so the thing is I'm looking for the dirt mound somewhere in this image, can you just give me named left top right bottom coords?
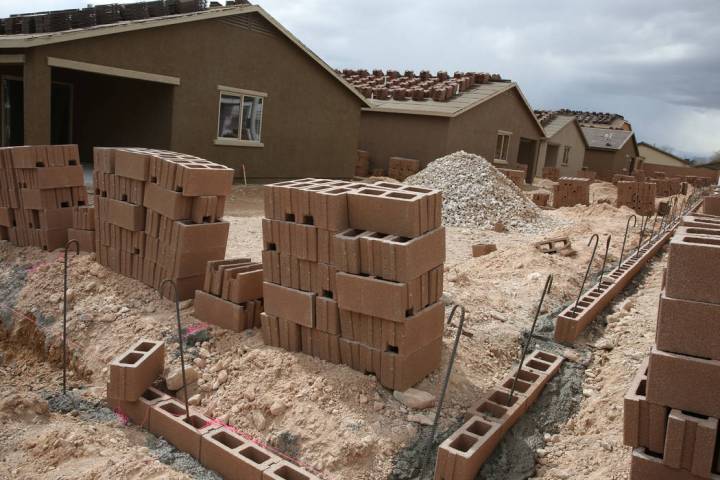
left=405, top=151, right=561, bottom=232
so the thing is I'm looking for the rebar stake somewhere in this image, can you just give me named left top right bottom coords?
left=423, top=304, right=466, bottom=475
left=508, top=275, right=553, bottom=404
left=63, top=239, right=80, bottom=395
left=619, top=215, right=637, bottom=266
left=572, top=233, right=599, bottom=315
left=159, top=279, right=191, bottom=422
left=596, top=235, right=612, bottom=292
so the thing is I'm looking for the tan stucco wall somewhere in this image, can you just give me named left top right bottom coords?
left=638, top=144, right=688, bottom=167
left=358, top=112, right=449, bottom=172
left=359, top=86, right=543, bottom=172
left=584, top=138, right=638, bottom=181
left=20, top=12, right=363, bottom=179
left=537, top=121, right=586, bottom=177
left=445, top=88, right=543, bottom=170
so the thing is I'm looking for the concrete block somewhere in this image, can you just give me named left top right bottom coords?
left=647, top=347, right=720, bottom=418
left=665, top=233, right=720, bottom=304
left=148, top=398, right=214, bottom=458
left=108, top=339, right=165, bottom=402
left=262, top=460, right=321, bottom=480
left=663, top=409, right=718, bottom=477
left=193, top=290, right=248, bottom=332
left=107, top=385, right=170, bottom=428
left=263, top=282, right=316, bottom=328
left=623, top=359, right=669, bottom=453
left=656, top=290, right=720, bottom=361
left=630, top=447, right=720, bottom=480
left=434, top=417, right=502, bottom=480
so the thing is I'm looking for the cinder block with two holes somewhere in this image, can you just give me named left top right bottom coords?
left=148, top=398, right=215, bottom=458
left=200, top=428, right=281, bottom=480
left=108, top=339, right=165, bottom=402
left=665, top=233, right=720, bottom=304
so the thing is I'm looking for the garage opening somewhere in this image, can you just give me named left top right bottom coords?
left=51, top=66, right=175, bottom=165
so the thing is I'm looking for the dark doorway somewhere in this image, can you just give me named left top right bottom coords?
left=1, top=76, right=23, bottom=146
left=517, top=138, right=537, bottom=183
left=51, top=82, right=73, bottom=144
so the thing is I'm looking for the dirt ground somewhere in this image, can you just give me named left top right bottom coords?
left=0, top=179, right=686, bottom=480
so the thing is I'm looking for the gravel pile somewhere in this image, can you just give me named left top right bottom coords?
left=405, top=151, right=556, bottom=231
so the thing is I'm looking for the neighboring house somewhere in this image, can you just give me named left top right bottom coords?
left=581, top=127, right=640, bottom=181
left=638, top=142, right=689, bottom=168
left=534, top=112, right=587, bottom=177
left=343, top=70, right=546, bottom=183
left=0, top=3, right=369, bottom=179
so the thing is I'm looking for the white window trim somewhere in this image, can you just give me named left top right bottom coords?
left=215, top=86, right=267, bottom=147
left=217, top=85, right=268, bottom=98
left=214, top=137, right=264, bottom=148
left=495, top=131, right=512, bottom=163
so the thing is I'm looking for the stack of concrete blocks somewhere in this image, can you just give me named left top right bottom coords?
left=388, top=156, right=421, bottom=181
left=260, top=179, right=445, bottom=391
left=624, top=218, right=720, bottom=478
left=650, top=177, right=673, bottom=197
left=107, top=339, right=320, bottom=480
left=92, top=148, right=234, bottom=300
left=68, top=206, right=96, bottom=252
left=355, top=149, right=370, bottom=177
left=193, top=258, right=264, bottom=332
left=542, top=166, right=560, bottom=182
left=497, top=168, right=525, bottom=187
left=616, top=181, right=657, bottom=216
left=551, top=177, right=590, bottom=207
left=0, top=145, right=87, bottom=249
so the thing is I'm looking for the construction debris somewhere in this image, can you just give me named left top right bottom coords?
left=405, top=151, right=555, bottom=232
left=472, top=242, right=497, bottom=257
left=533, top=237, right=574, bottom=256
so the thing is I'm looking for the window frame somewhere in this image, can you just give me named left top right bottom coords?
left=214, top=85, right=267, bottom=148
left=561, top=145, right=571, bottom=166
left=494, top=130, right=512, bottom=164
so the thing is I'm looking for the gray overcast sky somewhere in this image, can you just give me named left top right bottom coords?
left=3, top=0, right=719, bottom=159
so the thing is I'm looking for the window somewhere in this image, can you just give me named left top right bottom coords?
left=216, top=87, right=266, bottom=146
left=495, top=131, right=511, bottom=162
left=561, top=146, right=571, bottom=166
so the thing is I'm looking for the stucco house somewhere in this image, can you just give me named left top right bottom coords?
left=342, top=70, right=546, bottom=183
left=0, top=3, right=369, bottom=180
left=581, top=127, right=640, bottom=181
left=534, top=111, right=587, bottom=177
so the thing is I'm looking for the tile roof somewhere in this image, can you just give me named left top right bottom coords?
left=581, top=126, right=634, bottom=151
left=0, top=1, right=250, bottom=35
left=340, top=69, right=516, bottom=116
left=558, top=109, right=628, bottom=129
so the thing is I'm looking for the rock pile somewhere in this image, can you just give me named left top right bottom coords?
left=405, top=151, right=551, bottom=231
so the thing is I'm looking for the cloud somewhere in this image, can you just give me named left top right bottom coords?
left=2, top=0, right=719, bottom=157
